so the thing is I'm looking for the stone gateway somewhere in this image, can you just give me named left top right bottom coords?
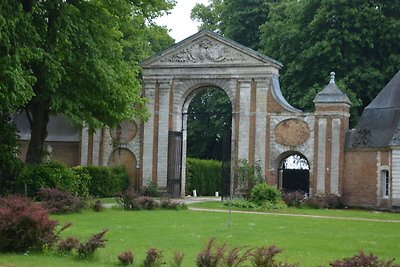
left=16, top=31, right=400, bottom=209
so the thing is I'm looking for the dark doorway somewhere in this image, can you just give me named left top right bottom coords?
left=279, top=154, right=310, bottom=194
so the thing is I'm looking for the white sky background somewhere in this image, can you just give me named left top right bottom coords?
left=155, top=0, right=210, bottom=43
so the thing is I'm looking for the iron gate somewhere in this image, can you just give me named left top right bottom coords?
left=220, top=124, right=232, bottom=198
left=167, top=131, right=183, bottom=198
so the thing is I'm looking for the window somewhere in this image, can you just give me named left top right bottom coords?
left=381, top=170, right=390, bottom=198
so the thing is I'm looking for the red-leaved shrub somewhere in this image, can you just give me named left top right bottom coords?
left=118, top=250, right=134, bottom=265
left=0, top=195, right=58, bottom=252
left=143, top=247, right=165, bottom=267
left=330, top=251, right=399, bottom=267
left=77, top=229, right=108, bottom=258
left=38, top=188, right=85, bottom=214
left=57, top=236, right=80, bottom=252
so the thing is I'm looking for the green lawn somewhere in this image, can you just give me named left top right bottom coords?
left=0, top=208, right=399, bottom=266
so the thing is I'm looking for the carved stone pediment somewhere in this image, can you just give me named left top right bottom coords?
left=141, top=30, right=282, bottom=68
left=160, top=38, right=246, bottom=64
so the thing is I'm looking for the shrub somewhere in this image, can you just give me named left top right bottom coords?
left=258, top=201, right=287, bottom=211
left=160, top=198, right=187, bottom=210
left=84, top=166, right=129, bottom=197
left=18, top=161, right=79, bottom=197
left=224, top=199, right=260, bottom=209
left=116, top=187, right=141, bottom=210
left=77, top=229, right=108, bottom=258
left=38, top=188, right=85, bottom=214
left=329, top=251, right=399, bottom=267
left=57, top=236, right=79, bottom=253
left=195, top=238, right=226, bottom=267
left=282, top=191, right=306, bottom=207
left=224, top=247, right=253, bottom=267
left=142, top=181, right=159, bottom=197
left=143, top=248, right=165, bottom=267
left=118, top=250, right=134, bottom=265
left=71, top=166, right=91, bottom=198
left=171, top=251, right=185, bottom=267
left=93, top=200, right=104, bottom=212
left=250, top=245, right=298, bottom=267
left=306, top=193, right=343, bottom=209
left=235, top=159, right=264, bottom=198
left=137, top=196, right=159, bottom=210
left=186, top=158, right=222, bottom=196
left=0, top=195, right=57, bottom=252
left=250, top=183, right=281, bottom=205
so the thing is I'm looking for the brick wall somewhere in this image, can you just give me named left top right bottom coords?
left=19, top=141, right=80, bottom=166
left=343, top=151, right=378, bottom=207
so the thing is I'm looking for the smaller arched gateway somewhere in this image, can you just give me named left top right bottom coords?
left=278, top=153, right=310, bottom=194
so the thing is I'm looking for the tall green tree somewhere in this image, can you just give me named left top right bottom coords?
left=191, top=0, right=277, bottom=50
left=260, top=0, right=400, bottom=119
left=187, top=88, right=232, bottom=160
left=1, top=0, right=174, bottom=164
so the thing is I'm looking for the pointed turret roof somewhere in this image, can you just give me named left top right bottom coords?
left=346, top=70, right=400, bottom=149
left=313, top=72, right=351, bottom=104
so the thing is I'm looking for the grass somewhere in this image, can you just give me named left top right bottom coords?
left=0, top=207, right=400, bottom=267
left=189, top=200, right=400, bottom=220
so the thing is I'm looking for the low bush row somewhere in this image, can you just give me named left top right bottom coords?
left=14, top=161, right=128, bottom=198
left=116, top=187, right=187, bottom=211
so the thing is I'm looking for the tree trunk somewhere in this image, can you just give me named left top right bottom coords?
left=25, top=103, right=50, bottom=164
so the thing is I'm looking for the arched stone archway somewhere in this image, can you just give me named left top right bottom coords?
left=108, top=148, right=139, bottom=189
left=278, top=153, right=310, bottom=194
left=138, top=30, right=349, bottom=198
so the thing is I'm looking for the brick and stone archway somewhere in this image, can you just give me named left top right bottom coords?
left=136, top=31, right=349, bottom=197
left=108, top=148, right=139, bottom=189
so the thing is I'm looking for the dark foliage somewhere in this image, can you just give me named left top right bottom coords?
left=77, top=229, right=108, bottom=258
left=306, top=193, right=343, bottom=209
left=57, top=236, right=79, bottom=252
left=282, top=191, right=306, bottom=207
left=116, top=187, right=141, bottom=210
left=196, top=238, right=226, bottom=267
left=329, top=251, right=399, bottom=267
left=143, top=247, right=165, bottom=267
left=0, top=120, right=23, bottom=195
left=160, top=198, right=187, bottom=210
left=0, top=195, right=57, bottom=252
left=137, top=196, right=159, bottom=210
left=118, top=250, right=134, bottom=265
left=92, top=200, right=104, bottom=212
left=224, top=246, right=253, bottom=267
left=142, top=181, right=159, bottom=197
left=250, top=245, right=298, bottom=267
left=38, top=188, right=85, bottom=214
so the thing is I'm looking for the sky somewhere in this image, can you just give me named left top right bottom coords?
left=155, top=0, right=209, bottom=43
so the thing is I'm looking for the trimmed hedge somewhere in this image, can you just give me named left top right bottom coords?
left=186, top=158, right=221, bottom=196
left=85, top=165, right=129, bottom=197
left=18, top=161, right=79, bottom=197
left=16, top=161, right=128, bottom=198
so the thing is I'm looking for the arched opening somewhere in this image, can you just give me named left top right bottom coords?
left=108, top=148, right=138, bottom=190
left=278, top=153, right=310, bottom=194
left=183, top=86, right=232, bottom=197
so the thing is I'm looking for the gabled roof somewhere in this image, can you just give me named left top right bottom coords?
left=313, top=72, right=351, bottom=105
left=346, top=70, right=400, bottom=149
left=140, top=30, right=283, bottom=68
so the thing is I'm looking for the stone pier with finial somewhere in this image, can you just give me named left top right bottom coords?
left=313, top=72, right=351, bottom=194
